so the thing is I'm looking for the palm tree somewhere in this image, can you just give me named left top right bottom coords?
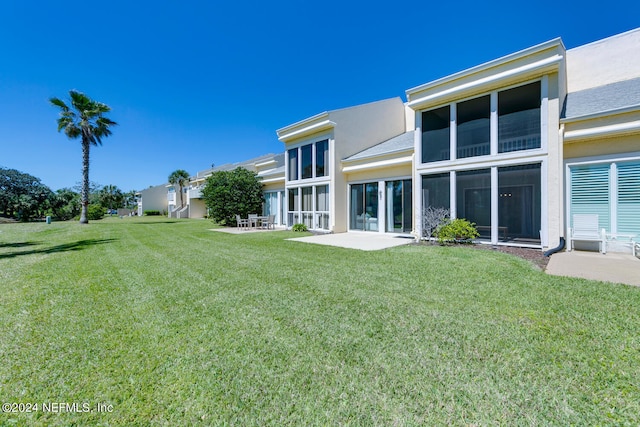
left=50, top=91, right=117, bottom=224
left=168, top=169, right=190, bottom=209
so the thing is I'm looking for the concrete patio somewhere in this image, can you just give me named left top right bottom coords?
left=287, top=232, right=415, bottom=251
left=546, top=250, right=640, bottom=286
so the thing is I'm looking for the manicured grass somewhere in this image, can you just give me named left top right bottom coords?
left=1, top=217, right=639, bottom=425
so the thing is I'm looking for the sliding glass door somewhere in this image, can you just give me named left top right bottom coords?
left=350, top=183, right=379, bottom=231
left=386, top=179, right=412, bottom=233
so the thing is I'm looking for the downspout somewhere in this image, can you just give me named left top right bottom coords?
left=544, top=237, right=565, bottom=257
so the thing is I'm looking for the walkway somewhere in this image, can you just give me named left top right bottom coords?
left=546, top=250, right=640, bottom=286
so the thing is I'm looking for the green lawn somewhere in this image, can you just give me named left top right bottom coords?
left=1, top=217, right=639, bottom=426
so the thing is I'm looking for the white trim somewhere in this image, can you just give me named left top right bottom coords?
left=407, top=55, right=563, bottom=110
left=540, top=160, right=548, bottom=246
left=406, top=38, right=563, bottom=97
left=260, top=176, right=286, bottom=185
left=541, top=75, right=549, bottom=153
left=611, top=162, right=618, bottom=233
left=561, top=104, right=640, bottom=123
left=450, top=171, right=457, bottom=220
left=564, top=151, right=640, bottom=166
left=563, top=120, right=640, bottom=142
left=450, top=103, right=457, bottom=161
left=491, top=167, right=499, bottom=244
left=416, top=152, right=547, bottom=174
left=278, top=119, right=335, bottom=142
left=490, top=92, right=498, bottom=156
left=341, top=156, right=413, bottom=173
left=341, top=148, right=414, bottom=164
left=255, top=159, right=277, bottom=168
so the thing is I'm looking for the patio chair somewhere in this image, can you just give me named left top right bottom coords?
left=235, top=214, right=249, bottom=230
left=262, top=214, right=275, bottom=230
left=248, top=213, right=258, bottom=228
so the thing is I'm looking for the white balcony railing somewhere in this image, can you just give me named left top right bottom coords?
left=167, top=192, right=176, bottom=203
left=188, top=187, right=203, bottom=199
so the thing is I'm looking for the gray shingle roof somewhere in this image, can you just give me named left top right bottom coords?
left=562, top=77, right=640, bottom=119
left=343, top=131, right=415, bottom=161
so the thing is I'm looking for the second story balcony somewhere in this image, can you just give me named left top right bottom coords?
left=188, top=187, right=203, bottom=199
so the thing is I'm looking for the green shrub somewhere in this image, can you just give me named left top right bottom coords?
left=291, top=223, right=308, bottom=232
left=436, top=218, right=479, bottom=244
left=87, top=204, right=106, bottom=220
left=143, top=210, right=161, bottom=216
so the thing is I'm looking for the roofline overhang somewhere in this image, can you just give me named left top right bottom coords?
left=277, top=112, right=335, bottom=143
left=342, top=147, right=414, bottom=164
left=563, top=119, right=640, bottom=142
left=342, top=155, right=413, bottom=173
left=407, top=54, right=563, bottom=110
left=407, top=38, right=564, bottom=95
left=561, top=104, right=640, bottom=124
left=260, top=176, right=285, bottom=184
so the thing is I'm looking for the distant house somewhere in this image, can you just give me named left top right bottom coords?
left=136, top=184, right=168, bottom=216
left=167, top=153, right=286, bottom=221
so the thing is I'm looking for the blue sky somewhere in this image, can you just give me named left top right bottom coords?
left=1, top=0, right=638, bottom=192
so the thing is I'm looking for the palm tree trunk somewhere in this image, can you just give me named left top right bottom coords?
left=80, top=139, right=90, bottom=224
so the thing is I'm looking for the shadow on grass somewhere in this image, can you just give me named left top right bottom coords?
left=0, top=241, right=42, bottom=249
left=0, top=238, right=116, bottom=259
left=129, top=221, right=182, bottom=225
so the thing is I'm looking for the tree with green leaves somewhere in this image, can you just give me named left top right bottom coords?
left=50, top=91, right=117, bottom=224
left=51, top=188, right=81, bottom=221
left=98, top=184, right=124, bottom=212
left=168, top=169, right=190, bottom=209
left=202, top=167, right=263, bottom=225
left=0, top=167, right=53, bottom=221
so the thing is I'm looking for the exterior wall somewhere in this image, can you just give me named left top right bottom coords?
left=564, top=133, right=640, bottom=159
left=138, top=184, right=168, bottom=216
left=331, top=99, right=406, bottom=232
left=545, top=72, right=563, bottom=249
left=566, top=28, right=640, bottom=92
left=189, top=198, right=207, bottom=218
left=344, top=163, right=412, bottom=183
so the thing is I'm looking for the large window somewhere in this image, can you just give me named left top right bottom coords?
left=422, top=164, right=542, bottom=245
left=316, top=184, right=329, bottom=230
left=288, top=148, right=298, bottom=181
left=287, top=185, right=329, bottom=230
left=287, top=139, right=329, bottom=181
left=421, top=82, right=542, bottom=164
left=301, top=145, right=313, bottom=179
left=570, top=164, right=610, bottom=232
left=422, top=106, right=450, bottom=163
left=316, top=140, right=329, bottom=177
left=288, top=188, right=299, bottom=225
left=422, top=173, right=450, bottom=211
left=457, top=95, right=490, bottom=158
left=570, top=161, right=640, bottom=237
left=499, top=81, right=541, bottom=153
left=301, top=187, right=313, bottom=227
left=457, top=169, right=491, bottom=240
left=617, top=162, right=640, bottom=235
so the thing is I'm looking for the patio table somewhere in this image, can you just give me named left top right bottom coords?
left=249, top=216, right=268, bottom=229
